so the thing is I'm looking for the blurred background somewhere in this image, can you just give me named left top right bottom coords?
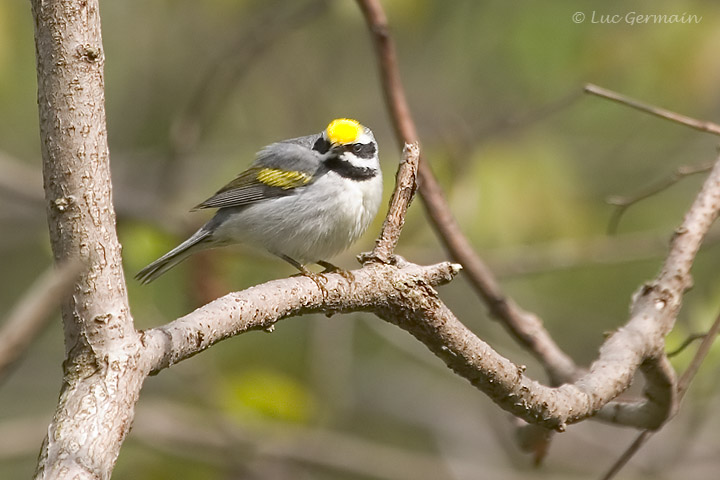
left=2, top=0, right=720, bottom=478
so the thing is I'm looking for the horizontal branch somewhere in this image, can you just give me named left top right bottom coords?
left=136, top=256, right=671, bottom=432
left=141, top=261, right=461, bottom=373
left=141, top=148, right=720, bottom=434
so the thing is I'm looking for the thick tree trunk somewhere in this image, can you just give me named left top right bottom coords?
left=30, top=1, right=144, bottom=478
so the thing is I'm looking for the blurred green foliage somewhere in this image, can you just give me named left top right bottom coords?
left=218, top=368, right=316, bottom=423
left=2, top=0, right=720, bottom=478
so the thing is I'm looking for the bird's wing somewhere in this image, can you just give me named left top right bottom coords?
left=192, top=140, right=322, bottom=210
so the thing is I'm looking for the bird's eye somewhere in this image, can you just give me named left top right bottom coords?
left=348, top=142, right=376, bottom=158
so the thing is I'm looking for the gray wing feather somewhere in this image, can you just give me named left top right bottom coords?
left=194, top=135, right=323, bottom=210
left=195, top=184, right=273, bottom=209
left=252, top=135, right=322, bottom=171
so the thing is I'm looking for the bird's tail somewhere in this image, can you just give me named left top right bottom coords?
left=135, top=229, right=212, bottom=284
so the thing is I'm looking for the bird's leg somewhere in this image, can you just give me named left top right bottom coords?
left=279, top=254, right=311, bottom=274
left=279, top=254, right=330, bottom=296
left=316, top=260, right=340, bottom=272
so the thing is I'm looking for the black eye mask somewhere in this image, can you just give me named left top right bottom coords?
left=347, top=142, right=377, bottom=159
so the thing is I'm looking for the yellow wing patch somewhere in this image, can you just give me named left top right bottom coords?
left=256, top=168, right=312, bottom=189
left=326, top=118, right=362, bottom=145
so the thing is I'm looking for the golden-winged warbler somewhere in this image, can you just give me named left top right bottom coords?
left=136, top=118, right=382, bottom=284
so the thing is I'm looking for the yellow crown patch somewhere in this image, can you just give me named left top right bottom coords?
left=326, top=118, right=362, bottom=145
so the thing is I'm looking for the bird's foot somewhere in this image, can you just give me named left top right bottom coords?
left=288, top=263, right=331, bottom=297
left=305, top=271, right=331, bottom=297
left=317, top=260, right=355, bottom=283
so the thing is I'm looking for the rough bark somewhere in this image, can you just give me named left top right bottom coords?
left=31, top=1, right=144, bottom=478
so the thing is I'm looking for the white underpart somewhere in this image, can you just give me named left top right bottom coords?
left=211, top=167, right=383, bottom=263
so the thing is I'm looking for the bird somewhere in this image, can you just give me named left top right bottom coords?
left=136, top=118, right=382, bottom=284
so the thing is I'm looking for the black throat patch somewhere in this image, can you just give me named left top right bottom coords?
left=324, top=156, right=377, bottom=181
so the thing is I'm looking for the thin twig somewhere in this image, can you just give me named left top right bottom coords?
left=676, top=311, right=720, bottom=397
left=600, top=307, right=720, bottom=480
left=354, top=0, right=418, bottom=144
left=354, top=0, right=580, bottom=385
left=367, top=142, right=420, bottom=263
left=486, top=229, right=720, bottom=278
left=599, top=430, right=652, bottom=480
left=587, top=84, right=720, bottom=234
left=0, top=260, right=82, bottom=385
left=606, top=162, right=714, bottom=234
left=666, top=333, right=707, bottom=358
left=585, top=84, right=720, bottom=136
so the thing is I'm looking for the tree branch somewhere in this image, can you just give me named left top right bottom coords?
left=594, top=355, right=676, bottom=429
left=354, top=0, right=580, bottom=386
left=584, top=84, right=720, bottom=136
left=600, top=305, right=720, bottom=480
left=141, top=143, right=720, bottom=432
left=594, top=151, right=720, bottom=431
left=140, top=261, right=587, bottom=430
left=355, top=0, right=720, bottom=437
left=607, top=160, right=714, bottom=234
left=137, top=250, right=683, bottom=432
left=366, top=142, right=420, bottom=263
left=0, top=260, right=81, bottom=386
left=142, top=261, right=461, bottom=373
